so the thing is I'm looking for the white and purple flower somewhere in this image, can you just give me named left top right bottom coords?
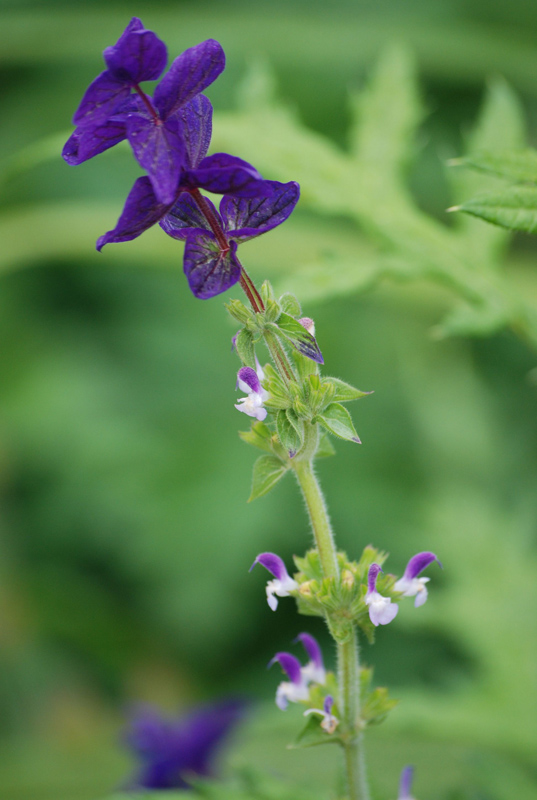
left=304, top=694, right=339, bottom=734
left=250, top=552, right=299, bottom=610
left=269, top=652, right=311, bottom=709
left=235, top=364, right=269, bottom=422
left=365, top=563, right=399, bottom=627
left=394, top=552, right=441, bottom=608
left=294, top=632, right=326, bottom=685
left=269, top=633, right=327, bottom=710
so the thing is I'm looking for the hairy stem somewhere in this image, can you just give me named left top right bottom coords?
left=293, top=455, right=369, bottom=800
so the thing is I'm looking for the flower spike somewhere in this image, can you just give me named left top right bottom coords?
left=395, top=551, right=441, bottom=608
left=365, top=563, right=399, bottom=627
left=398, top=766, right=415, bottom=800
left=249, top=552, right=299, bottom=611
left=304, top=694, right=339, bottom=734
left=268, top=652, right=309, bottom=709
left=294, top=632, right=326, bottom=685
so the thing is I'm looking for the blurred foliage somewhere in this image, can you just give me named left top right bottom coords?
left=0, top=2, right=537, bottom=800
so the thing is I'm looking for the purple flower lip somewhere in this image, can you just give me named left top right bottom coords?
left=404, top=551, right=441, bottom=580
left=365, top=563, right=399, bottom=627
left=250, top=552, right=298, bottom=610
left=268, top=652, right=302, bottom=684
left=294, top=632, right=324, bottom=670
left=249, top=552, right=287, bottom=580
left=367, top=563, right=383, bottom=594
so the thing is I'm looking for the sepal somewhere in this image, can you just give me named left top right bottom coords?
left=279, top=292, right=302, bottom=318
left=225, top=299, right=254, bottom=325
left=260, top=280, right=277, bottom=306
left=248, top=455, right=288, bottom=501
left=316, top=403, right=361, bottom=443
left=276, top=409, right=304, bottom=458
left=239, top=420, right=274, bottom=453
left=272, top=313, right=324, bottom=364
left=234, top=329, right=256, bottom=368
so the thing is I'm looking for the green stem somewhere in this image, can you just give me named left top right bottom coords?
left=263, top=328, right=296, bottom=385
left=293, top=455, right=370, bottom=800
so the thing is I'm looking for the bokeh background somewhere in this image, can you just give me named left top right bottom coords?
left=0, top=1, right=536, bottom=799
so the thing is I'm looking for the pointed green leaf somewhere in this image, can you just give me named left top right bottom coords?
left=289, top=713, right=342, bottom=749
left=248, top=455, right=288, bottom=501
left=324, top=377, right=372, bottom=403
left=316, top=431, right=336, bottom=458
left=454, top=186, right=537, bottom=233
left=316, top=403, right=361, bottom=443
left=461, top=149, right=537, bottom=185
left=276, top=409, right=303, bottom=457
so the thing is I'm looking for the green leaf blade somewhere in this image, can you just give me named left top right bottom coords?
left=248, top=455, right=288, bottom=502
left=316, top=403, right=361, bottom=443
left=455, top=186, right=537, bottom=234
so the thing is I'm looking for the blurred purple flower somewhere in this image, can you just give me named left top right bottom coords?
left=123, top=699, right=246, bottom=790
left=398, top=766, right=415, bottom=800
left=304, top=694, right=339, bottom=734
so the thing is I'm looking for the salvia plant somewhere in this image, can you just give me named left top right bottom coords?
left=63, top=18, right=444, bottom=800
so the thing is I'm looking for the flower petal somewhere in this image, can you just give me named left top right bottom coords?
left=177, top=94, right=213, bottom=169
left=294, top=633, right=324, bottom=670
left=222, top=181, right=300, bottom=241
left=183, top=234, right=241, bottom=299
left=237, top=367, right=262, bottom=395
left=96, top=177, right=172, bottom=250
left=72, top=70, right=130, bottom=128
left=183, top=153, right=272, bottom=198
left=126, top=113, right=184, bottom=204
left=160, top=191, right=216, bottom=240
left=249, top=552, right=289, bottom=581
left=268, top=652, right=302, bottom=685
left=154, top=39, right=225, bottom=120
left=104, top=25, right=167, bottom=84
left=367, top=563, right=382, bottom=594
left=62, top=119, right=127, bottom=165
left=404, top=551, right=441, bottom=580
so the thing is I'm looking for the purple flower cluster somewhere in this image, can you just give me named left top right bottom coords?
left=63, top=18, right=299, bottom=299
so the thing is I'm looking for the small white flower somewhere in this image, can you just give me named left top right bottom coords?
left=394, top=552, right=441, bottom=608
left=365, top=564, right=399, bottom=627
left=250, top=552, right=299, bottom=611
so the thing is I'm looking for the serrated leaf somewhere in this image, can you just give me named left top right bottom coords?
left=248, top=455, right=288, bottom=501
left=315, top=431, right=336, bottom=458
left=316, top=403, right=361, bottom=443
left=461, top=149, right=537, bottom=185
left=324, top=377, right=372, bottom=403
left=272, top=313, right=323, bottom=364
left=349, top=44, right=423, bottom=181
left=289, top=713, right=342, bottom=749
left=276, top=409, right=303, bottom=457
left=455, top=186, right=537, bottom=233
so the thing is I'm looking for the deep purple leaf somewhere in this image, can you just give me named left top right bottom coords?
left=177, top=94, right=213, bottom=168
left=72, top=70, right=130, bottom=128
left=183, top=153, right=273, bottom=198
left=62, top=119, right=127, bottom=164
left=104, top=26, right=167, bottom=84
left=126, top=113, right=184, bottom=204
left=96, top=176, right=173, bottom=250
left=222, top=180, right=300, bottom=240
left=154, top=39, right=225, bottom=120
left=160, top=192, right=215, bottom=240
left=183, top=233, right=241, bottom=299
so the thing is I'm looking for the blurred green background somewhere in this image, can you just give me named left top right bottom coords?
left=0, top=1, right=536, bottom=799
